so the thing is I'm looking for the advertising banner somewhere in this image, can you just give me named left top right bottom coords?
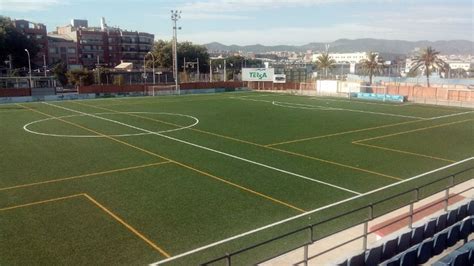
left=242, top=68, right=275, bottom=82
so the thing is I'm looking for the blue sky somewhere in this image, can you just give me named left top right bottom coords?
left=1, top=0, right=473, bottom=45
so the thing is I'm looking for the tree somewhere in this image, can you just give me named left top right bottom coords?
left=148, top=40, right=210, bottom=73
left=409, top=47, right=447, bottom=87
left=315, top=53, right=336, bottom=78
left=52, top=62, right=68, bottom=86
left=66, top=69, right=94, bottom=87
left=0, top=16, right=40, bottom=69
left=360, top=52, right=383, bottom=85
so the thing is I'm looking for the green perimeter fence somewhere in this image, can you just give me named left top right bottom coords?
left=153, top=158, right=474, bottom=266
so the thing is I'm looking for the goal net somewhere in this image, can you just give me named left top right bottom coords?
left=145, top=85, right=179, bottom=96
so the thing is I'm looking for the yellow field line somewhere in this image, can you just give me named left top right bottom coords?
left=354, top=142, right=456, bottom=163
left=18, top=103, right=304, bottom=213
left=74, top=101, right=403, bottom=182
left=82, top=193, right=171, bottom=258
left=353, top=118, right=474, bottom=143
left=0, top=161, right=171, bottom=192
left=266, top=146, right=403, bottom=181
left=0, top=194, right=84, bottom=212
left=265, top=119, right=422, bottom=147
left=0, top=193, right=171, bottom=258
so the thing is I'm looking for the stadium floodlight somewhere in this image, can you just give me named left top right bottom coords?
left=24, top=49, right=32, bottom=88
left=171, top=10, right=182, bottom=94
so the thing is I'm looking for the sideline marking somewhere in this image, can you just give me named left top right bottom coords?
left=354, top=142, right=456, bottom=163
left=0, top=161, right=171, bottom=192
left=0, top=193, right=171, bottom=258
left=23, top=112, right=199, bottom=138
left=266, top=109, right=474, bottom=147
left=18, top=103, right=306, bottom=213
left=353, top=118, right=474, bottom=143
left=75, top=101, right=401, bottom=182
left=46, top=102, right=361, bottom=195
left=152, top=157, right=473, bottom=265
left=271, top=100, right=426, bottom=119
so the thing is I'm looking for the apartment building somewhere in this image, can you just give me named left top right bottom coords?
left=12, top=19, right=48, bottom=67
left=47, top=34, right=79, bottom=67
left=56, top=18, right=154, bottom=69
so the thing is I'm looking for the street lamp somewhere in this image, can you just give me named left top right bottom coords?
left=147, top=51, right=155, bottom=84
left=171, top=10, right=181, bottom=94
left=24, top=49, right=32, bottom=88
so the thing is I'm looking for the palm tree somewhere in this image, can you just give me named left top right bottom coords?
left=409, top=47, right=447, bottom=87
left=315, top=53, right=336, bottom=78
left=360, top=52, right=383, bottom=85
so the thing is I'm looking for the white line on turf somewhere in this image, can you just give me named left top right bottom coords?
left=152, top=157, right=473, bottom=265
left=43, top=102, right=361, bottom=195
left=232, top=96, right=473, bottom=120
left=23, top=112, right=199, bottom=138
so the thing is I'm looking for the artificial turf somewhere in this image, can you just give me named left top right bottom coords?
left=0, top=91, right=473, bottom=265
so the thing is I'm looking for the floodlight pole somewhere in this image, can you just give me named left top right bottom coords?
left=24, top=49, right=32, bottom=88
left=43, top=54, right=47, bottom=77
left=147, top=52, right=155, bottom=84
left=171, top=10, right=181, bottom=94
left=209, top=59, right=212, bottom=82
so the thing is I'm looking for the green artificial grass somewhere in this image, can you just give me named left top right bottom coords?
left=0, top=91, right=472, bottom=265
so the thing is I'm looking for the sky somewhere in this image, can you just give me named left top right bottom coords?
left=1, top=0, right=473, bottom=45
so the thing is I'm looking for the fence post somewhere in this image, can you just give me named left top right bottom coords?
left=303, top=244, right=309, bottom=266
left=226, top=253, right=231, bottom=266
left=408, top=189, right=418, bottom=229
left=363, top=205, right=373, bottom=250
left=445, top=175, right=455, bottom=212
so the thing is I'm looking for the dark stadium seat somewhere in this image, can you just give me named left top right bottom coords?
left=400, top=246, right=417, bottom=266
left=452, top=250, right=470, bottom=266
left=467, top=200, right=474, bottom=216
left=446, top=223, right=461, bottom=247
left=397, top=231, right=412, bottom=253
left=416, top=239, right=433, bottom=264
left=424, top=218, right=437, bottom=238
left=436, top=213, right=448, bottom=233
left=410, top=225, right=424, bottom=245
left=335, top=258, right=348, bottom=266
left=446, top=209, right=458, bottom=227
left=365, top=244, right=382, bottom=266
left=457, top=204, right=468, bottom=220
left=382, top=237, right=398, bottom=261
left=379, top=254, right=401, bottom=266
left=348, top=251, right=365, bottom=266
left=432, top=230, right=448, bottom=256
left=460, top=217, right=472, bottom=242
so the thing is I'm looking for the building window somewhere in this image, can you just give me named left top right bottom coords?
left=49, top=48, right=57, bottom=54
left=36, top=35, right=43, bottom=39
left=67, top=48, right=76, bottom=53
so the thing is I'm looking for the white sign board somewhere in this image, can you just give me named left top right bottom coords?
left=273, top=74, right=286, bottom=83
left=242, top=68, right=275, bottom=81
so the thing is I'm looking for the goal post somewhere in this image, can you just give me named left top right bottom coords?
left=145, top=85, right=178, bottom=97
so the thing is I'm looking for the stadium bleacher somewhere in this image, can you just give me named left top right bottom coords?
left=335, top=200, right=474, bottom=266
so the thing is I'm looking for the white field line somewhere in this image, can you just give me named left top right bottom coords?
left=23, top=112, right=199, bottom=138
left=426, top=110, right=474, bottom=120
left=233, top=96, right=473, bottom=121
left=43, top=102, right=361, bottom=195
left=270, top=101, right=426, bottom=119
left=153, top=157, right=473, bottom=265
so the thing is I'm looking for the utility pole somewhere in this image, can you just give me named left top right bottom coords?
left=197, top=57, right=200, bottom=81
left=24, top=49, right=32, bottom=88
left=171, top=10, right=181, bottom=94
left=224, top=59, right=227, bottom=82
left=183, top=57, right=186, bottom=82
left=43, top=54, right=47, bottom=77
left=147, top=52, right=155, bottom=84
left=209, top=59, right=212, bottom=82
left=97, top=55, right=101, bottom=84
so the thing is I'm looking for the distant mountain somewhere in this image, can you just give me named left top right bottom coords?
left=204, top=39, right=473, bottom=55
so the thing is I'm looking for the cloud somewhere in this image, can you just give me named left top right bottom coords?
left=0, top=0, right=64, bottom=12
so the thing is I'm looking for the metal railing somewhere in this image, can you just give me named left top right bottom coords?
left=155, top=158, right=473, bottom=266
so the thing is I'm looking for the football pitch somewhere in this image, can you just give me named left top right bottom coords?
left=1, top=91, right=473, bottom=265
